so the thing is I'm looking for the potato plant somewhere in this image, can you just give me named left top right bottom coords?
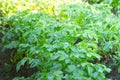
left=1, top=0, right=120, bottom=80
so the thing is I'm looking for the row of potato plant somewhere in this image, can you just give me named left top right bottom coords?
left=1, top=0, right=120, bottom=80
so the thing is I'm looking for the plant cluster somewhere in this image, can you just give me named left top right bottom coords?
left=0, top=0, right=120, bottom=80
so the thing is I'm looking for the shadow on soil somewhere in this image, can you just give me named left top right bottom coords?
left=0, top=33, right=37, bottom=80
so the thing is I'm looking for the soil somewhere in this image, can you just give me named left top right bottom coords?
left=0, top=38, right=14, bottom=80
left=107, top=66, right=120, bottom=80
left=0, top=49, right=38, bottom=80
left=0, top=33, right=38, bottom=80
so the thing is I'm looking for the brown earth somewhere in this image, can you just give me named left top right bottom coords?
left=0, top=33, right=37, bottom=80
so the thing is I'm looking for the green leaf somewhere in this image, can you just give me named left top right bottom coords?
left=118, top=66, right=120, bottom=74
left=103, top=42, right=113, bottom=52
left=28, top=58, right=41, bottom=68
left=54, top=71, right=63, bottom=77
left=87, top=65, right=94, bottom=76
left=51, top=53, right=59, bottom=60
left=92, top=53, right=101, bottom=60
left=67, top=65, right=76, bottom=72
left=16, top=57, right=28, bottom=72
left=5, top=41, right=19, bottom=49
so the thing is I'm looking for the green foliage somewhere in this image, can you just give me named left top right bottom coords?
left=1, top=0, right=120, bottom=80
left=84, top=0, right=120, bottom=16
